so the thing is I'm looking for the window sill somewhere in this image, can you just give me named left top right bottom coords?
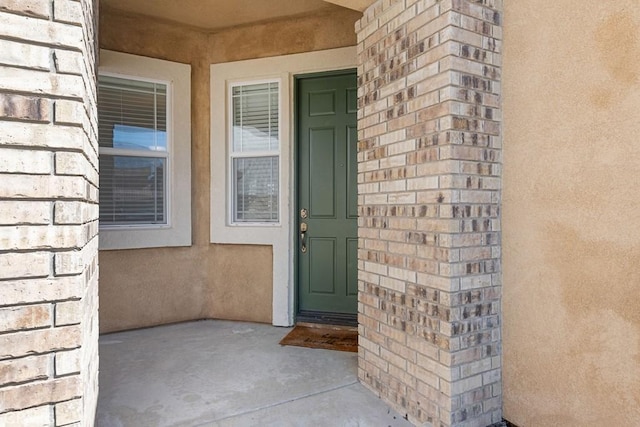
left=99, top=226, right=191, bottom=251
left=228, top=222, right=281, bottom=228
left=99, top=224, right=171, bottom=231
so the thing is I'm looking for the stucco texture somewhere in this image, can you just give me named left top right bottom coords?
left=98, top=6, right=360, bottom=333
left=502, top=1, right=640, bottom=425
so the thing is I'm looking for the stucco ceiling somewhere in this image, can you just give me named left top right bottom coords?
left=100, top=0, right=368, bottom=31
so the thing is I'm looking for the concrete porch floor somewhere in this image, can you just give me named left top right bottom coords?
left=97, top=320, right=414, bottom=427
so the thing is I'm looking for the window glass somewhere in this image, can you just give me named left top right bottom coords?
left=98, top=75, right=169, bottom=226
left=232, top=82, right=279, bottom=152
left=98, top=75, right=167, bottom=152
left=230, top=81, right=280, bottom=224
left=99, top=156, right=165, bottom=225
left=233, top=156, right=279, bottom=222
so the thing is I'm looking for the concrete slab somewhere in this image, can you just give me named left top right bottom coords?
left=97, top=320, right=413, bottom=427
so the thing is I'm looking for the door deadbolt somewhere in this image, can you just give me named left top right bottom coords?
left=300, top=208, right=308, bottom=219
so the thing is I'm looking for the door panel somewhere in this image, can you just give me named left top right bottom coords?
left=347, top=88, right=358, bottom=114
left=309, top=90, right=336, bottom=116
left=309, top=238, right=336, bottom=294
left=309, top=128, right=336, bottom=218
left=297, top=71, right=358, bottom=316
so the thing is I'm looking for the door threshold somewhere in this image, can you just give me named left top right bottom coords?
left=295, top=321, right=357, bottom=332
left=296, top=310, right=357, bottom=327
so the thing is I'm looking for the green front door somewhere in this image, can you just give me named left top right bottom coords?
left=297, top=71, right=358, bottom=321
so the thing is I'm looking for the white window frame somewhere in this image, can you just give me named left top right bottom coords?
left=98, top=72, right=172, bottom=230
left=210, top=47, right=357, bottom=326
left=228, top=79, right=282, bottom=226
left=99, top=50, right=191, bottom=250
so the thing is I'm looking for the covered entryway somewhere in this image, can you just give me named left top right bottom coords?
left=296, top=71, right=359, bottom=325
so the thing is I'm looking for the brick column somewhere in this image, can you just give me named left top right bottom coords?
left=356, top=0, right=502, bottom=426
left=0, top=0, right=100, bottom=425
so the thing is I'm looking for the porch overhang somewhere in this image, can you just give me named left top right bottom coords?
left=322, top=0, right=376, bottom=12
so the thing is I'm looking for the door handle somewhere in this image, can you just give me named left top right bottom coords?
left=300, top=222, right=308, bottom=253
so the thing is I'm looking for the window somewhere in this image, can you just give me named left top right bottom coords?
left=230, top=81, right=280, bottom=223
left=98, top=75, right=168, bottom=227
left=98, top=50, right=191, bottom=250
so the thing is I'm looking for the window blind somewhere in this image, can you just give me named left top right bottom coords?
left=233, top=156, right=279, bottom=222
left=232, top=82, right=279, bottom=152
left=230, top=82, right=280, bottom=223
left=99, top=156, right=165, bottom=224
left=98, top=75, right=168, bottom=226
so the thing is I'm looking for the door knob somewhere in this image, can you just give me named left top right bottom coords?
left=300, top=222, right=308, bottom=253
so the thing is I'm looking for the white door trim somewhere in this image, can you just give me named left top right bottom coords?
left=210, top=46, right=357, bottom=326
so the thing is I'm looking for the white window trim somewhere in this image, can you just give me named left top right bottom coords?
left=210, top=47, right=357, bottom=326
left=228, top=78, right=282, bottom=226
left=99, top=50, right=191, bottom=250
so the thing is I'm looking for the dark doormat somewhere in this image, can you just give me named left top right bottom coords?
left=279, top=323, right=358, bottom=352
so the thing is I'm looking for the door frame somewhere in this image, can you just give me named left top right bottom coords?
left=293, top=68, right=358, bottom=325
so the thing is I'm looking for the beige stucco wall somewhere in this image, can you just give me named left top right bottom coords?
left=98, top=6, right=360, bottom=333
left=503, top=1, right=640, bottom=425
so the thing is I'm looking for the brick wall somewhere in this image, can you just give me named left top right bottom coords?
left=356, top=0, right=502, bottom=425
left=0, top=0, right=99, bottom=425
